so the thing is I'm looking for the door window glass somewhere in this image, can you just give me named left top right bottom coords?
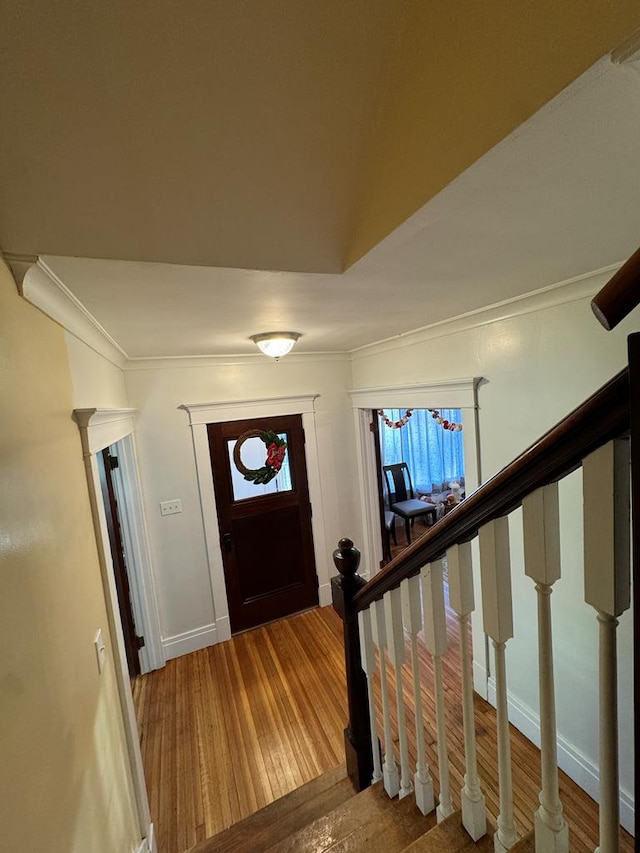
left=227, top=432, right=293, bottom=502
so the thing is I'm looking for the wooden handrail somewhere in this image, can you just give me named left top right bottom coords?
left=354, top=368, right=629, bottom=611
left=592, top=245, right=640, bottom=331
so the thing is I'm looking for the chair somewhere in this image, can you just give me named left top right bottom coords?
left=383, top=463, right=437, bottom=545
left=383, top=510, right=397, bottom=562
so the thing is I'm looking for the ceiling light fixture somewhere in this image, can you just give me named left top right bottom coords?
left=250, top=331, right=301, bottom=359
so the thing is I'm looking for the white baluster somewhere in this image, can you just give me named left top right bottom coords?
left=522, top=484, right=569, bottom=853
left=401, top=575, right=435, bottom=815
left=358, top=608, right=382, bottom=784
left=448, top=542, right=487, bottom=841
left=583, top=439, right=631, bottom=853
left=372, top=598, right=400, bottom=798
left=479, top=517, right=517, bottom=852
left=421, top=560, right=453, bottom=822
left=384, top=588, right=413, bottom=798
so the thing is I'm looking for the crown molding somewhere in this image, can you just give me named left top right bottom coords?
left=125, top=351, right=348, bottom=370
left=349, top=262, right=621, bottom=361
left=14, top=256, right=128, bottom=369
left=611, top=27, right=640, bottom=66
left=2, top=252, right=38, bottom=284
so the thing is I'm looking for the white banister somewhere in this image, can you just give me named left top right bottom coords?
left=447, top=542, right=487, bottom=841
left=421, top=561, right=453, bottom=822
left=583, top=439, right=631, bottom=853
left=479, top=517, right=517, bottom=853
left=401, top=575, right=435, bottom=815
left=384, top=588, right=413, bottom=798
left=372, top=598, right=400, bottom=798
left=358, top=608, right=382, bottom=785
left=522, top=483, right=569, bottom=853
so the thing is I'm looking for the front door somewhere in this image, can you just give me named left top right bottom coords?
left=207, top=414, right=318, bottom=633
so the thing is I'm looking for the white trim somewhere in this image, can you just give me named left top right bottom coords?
left=162, top=622, right=220, bottom=660
left=349, top=378, right=479, bottom=410
left=134, top=824, right=156, bottom=853
left=184, top=393, right=330, bottom=641
left=72, top=408, right=162, bottom=845
left=487, top=677, right=634, bottom=835
left=110, top=435, right=165, bottom=673
left=73, top=408, right=137, bottom=456
left=349, top=264, right=620, bottom=361
left=126, top=352, right=349, bottom=370
left=18, top=258, right=128, bottom=368
left=182, top=393, right=319, bottom=424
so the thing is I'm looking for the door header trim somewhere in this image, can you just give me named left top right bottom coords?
left=182, top=393, right=319, bottom=425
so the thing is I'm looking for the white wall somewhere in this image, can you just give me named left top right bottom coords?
left=124, top=356, right=359, bottom=656
left=64, top=332, right=129, bottom=408
left=351, top=276, right=637, bottom=827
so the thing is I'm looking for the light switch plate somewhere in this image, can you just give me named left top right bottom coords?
left=160, top=499, right=182, bottom=516
left=94, top=628, right=107, bottom=674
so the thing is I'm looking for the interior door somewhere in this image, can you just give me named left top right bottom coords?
left=97, top=447, right=142, bottom=677
left=207, top=414, right=318, bottom=633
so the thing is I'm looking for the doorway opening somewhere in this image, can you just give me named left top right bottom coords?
left=375, top=407, right=466, bottom=563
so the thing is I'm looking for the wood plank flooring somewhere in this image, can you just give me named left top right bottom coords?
left=133, top=601, right=633, bottom=853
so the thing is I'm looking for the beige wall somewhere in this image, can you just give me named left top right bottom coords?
left=0, top=259, right=140, bottom=852
left=351, top=279, right=637, bottom=825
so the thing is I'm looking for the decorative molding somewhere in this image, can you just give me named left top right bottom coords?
left=126, top=352, right=348, bottom=370
left=349, top=263, right=621, bottom=362
left=162, top=622, right=219, bottom=660
left=487, top=677, right=634, bottom=834
left=17, top=257, right=128, bottom=368
left=349, top=378, right=480, bottom=411
left=182, top=393, right=320, bottom=425
left=611, top=27, right=640, bottom=66
left=73, top=408, right=137, bottom=456
left=2, top=251, right=38, bottom=284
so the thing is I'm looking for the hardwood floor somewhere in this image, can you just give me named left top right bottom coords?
left=132, top=601, right=633, bottom=853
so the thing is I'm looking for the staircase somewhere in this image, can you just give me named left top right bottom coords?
left=189, top=256, right=639, bottom=853
left=186, top=764, right=525, bottom=852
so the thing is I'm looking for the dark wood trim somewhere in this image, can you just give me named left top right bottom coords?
left=355, top=368, right=630, bottom=611
left=592, top=245, right=640, bottom=331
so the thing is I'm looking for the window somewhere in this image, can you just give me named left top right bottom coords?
left=379, top=408, right=465, bottom=494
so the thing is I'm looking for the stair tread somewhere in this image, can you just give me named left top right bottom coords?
left=187, top=765, right=351, bottom=853
left=264, top=782, right=437, bottom=853
left=403, top=812, right=495, bottom=852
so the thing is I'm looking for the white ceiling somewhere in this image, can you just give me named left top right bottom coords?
left=41, top=57, right=640, bottom=358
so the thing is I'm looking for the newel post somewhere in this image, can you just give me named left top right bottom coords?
left=332, top=538, right=374, bottom=791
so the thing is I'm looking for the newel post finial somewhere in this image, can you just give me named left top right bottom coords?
left=331, top=538, right=374, bottom=792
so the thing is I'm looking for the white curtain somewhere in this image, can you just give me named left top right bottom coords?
left=379, top=408, right=465, bottom=494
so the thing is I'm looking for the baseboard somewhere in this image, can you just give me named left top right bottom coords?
left=473, top=660, right=488, bottom=700
left=133, top=823, right=155, bottom=853
left=487, top=677, right=634, bottom=835
left=319, top=582, right=332, bottom=607
left=162, top=623, right=217, bottom=660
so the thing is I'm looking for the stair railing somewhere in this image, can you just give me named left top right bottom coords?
left=333, top=249, right=640, bottom=853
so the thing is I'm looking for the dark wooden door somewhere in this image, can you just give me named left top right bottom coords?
left=207, top=414, right=318, bottom=633
left=97, top=448, right=142, bottom=677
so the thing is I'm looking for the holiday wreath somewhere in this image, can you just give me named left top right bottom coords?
left=233, top=429, right=288, bottom=485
